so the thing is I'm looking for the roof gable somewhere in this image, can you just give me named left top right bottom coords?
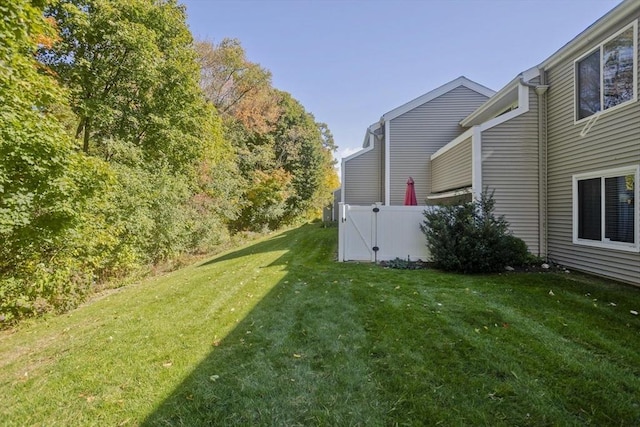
left=381, top=76, right=495, bottom=122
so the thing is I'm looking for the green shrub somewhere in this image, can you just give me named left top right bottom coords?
left=421, top=191, right=530, bottom=273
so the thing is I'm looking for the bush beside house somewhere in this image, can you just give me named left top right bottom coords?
left=421, top=192, right=531, bottom=273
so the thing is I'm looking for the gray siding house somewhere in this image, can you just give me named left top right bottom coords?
left=429, top=0, right=640, bottom=285
left=341, top=77, right=494, bottom=206
left=340, top=0, right=639, bottom=286
left=542, top=1, right=640, bottom=285
left=430, top=71, right=544, bottom=256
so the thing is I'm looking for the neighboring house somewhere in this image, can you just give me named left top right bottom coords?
left=341, top=77, right=495, bottom=206
left=339, top=0, right=640, bottom=286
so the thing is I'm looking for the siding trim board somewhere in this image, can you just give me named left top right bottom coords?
left=432, top=128, right=473, bottom=160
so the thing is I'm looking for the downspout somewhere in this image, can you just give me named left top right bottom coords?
left=384, top=118, right=391, bottom=205
left=527, top=72, right=550, bottom=259
left=520, top=74, right=550, bottom=259
left=538, top=70, right=549, bottom=261
left=471, top=125, right=483, bottom=200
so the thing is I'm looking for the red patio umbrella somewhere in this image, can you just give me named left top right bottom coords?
left=404, top=176, right=417, bottom=206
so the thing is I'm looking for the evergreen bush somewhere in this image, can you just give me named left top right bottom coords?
left=421, top=191, right=530, bottom=273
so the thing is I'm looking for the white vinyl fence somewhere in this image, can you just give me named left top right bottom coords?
left=338, top=203, right=434, bottom=262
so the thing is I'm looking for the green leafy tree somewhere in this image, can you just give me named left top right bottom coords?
left=40, top=0, right=207, bottom=174
left=272, top=92, right=337, bottom=222
left=0, top=0, right=107, bottom=322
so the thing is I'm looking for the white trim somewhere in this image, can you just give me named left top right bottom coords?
left=384, top=120, right=391, bottom=205
left=381, top=76, right=495, bottom=121
left=338, top=202, right=344, bottom=261
left=344, top=127, right=380, bottom=164
left=342, top=127, right=379, bottom=204
left=461, top=67, right=539, bottom=127
left=426, top=187, right=472, bottom=200
left=431, top=128, right=473, bottom=160
left=542, top=1, right=640, bottom=70
left=361, top=122, right=381, bottom=148
left=480, top=84, right=531, bottom=132
left=572, top=165, right=640, bottom=253
left=522, top=66, right=541, bottom=82
left=471, top=126, right=483, bottom=200
left=574, top=20, right=638, bottom=125
left=343, top=135, right=373, bottom=163
left=340, top=159, right=345, bottom=204
left=434, top=83, right=531, bottom=165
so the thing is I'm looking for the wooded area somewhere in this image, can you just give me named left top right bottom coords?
left=0, top=0, right=339, bottom=324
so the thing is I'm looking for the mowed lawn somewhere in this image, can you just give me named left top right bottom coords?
left=1, top=224, right=639, bottom=426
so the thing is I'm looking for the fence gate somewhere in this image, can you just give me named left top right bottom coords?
left=338, top=203, right=431, bottom=262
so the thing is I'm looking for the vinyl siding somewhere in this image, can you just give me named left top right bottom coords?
left=482, top=86, right=540, bottom=255
left=342, top=137, right=385, bottom=205
left=546, top=14, right=640, bottom=285
left=388, top=86, right=489, bottom=205
left=431, top=136, right=472, bottom=193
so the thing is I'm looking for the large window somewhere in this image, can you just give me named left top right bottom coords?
left=576, top=22, right=637, bottom=121
left=573, top=166, right=639, bottom=251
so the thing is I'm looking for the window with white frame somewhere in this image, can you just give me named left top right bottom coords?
left=573, top=166, right=639, bottom=251
left=576, top=22, right=637, bottom=121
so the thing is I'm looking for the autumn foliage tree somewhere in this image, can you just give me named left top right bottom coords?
left=1, top=1, right=338, bottom=325
left=196, top=39, right=338, bottom=231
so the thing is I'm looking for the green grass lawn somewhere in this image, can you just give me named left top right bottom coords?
left=1, top=224, right=639, bottom=426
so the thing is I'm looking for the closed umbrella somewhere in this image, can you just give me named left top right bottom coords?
left=404, top=177, right=417, bottom=206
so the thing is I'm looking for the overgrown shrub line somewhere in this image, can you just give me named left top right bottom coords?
left=0, top=1, right=338, bottom=326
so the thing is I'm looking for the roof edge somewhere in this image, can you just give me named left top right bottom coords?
left=461, top=67, right=540, bottom=127
left=541, top=0, right=639, bottom=70
left=381, top=76, right=495, bottom=122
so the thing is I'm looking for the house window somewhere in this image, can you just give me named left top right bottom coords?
left=576, top=22, right=637, bottom=121
left=573, top=166, right=639, bottom=251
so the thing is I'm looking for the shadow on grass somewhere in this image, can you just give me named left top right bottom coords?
left=198, top=231, right=292, bottom=267
left=141, top=224, right=376, bottom=425
left=140, top=224, right=640, bottom=425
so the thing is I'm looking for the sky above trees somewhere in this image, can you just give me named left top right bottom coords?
left=181, top=0, right=622, bottom=168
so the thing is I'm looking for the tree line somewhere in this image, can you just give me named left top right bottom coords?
left=0, top=0, right=339, bottom=324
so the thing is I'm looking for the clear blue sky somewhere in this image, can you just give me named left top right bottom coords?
left=180, top=0, right=622, bottom=169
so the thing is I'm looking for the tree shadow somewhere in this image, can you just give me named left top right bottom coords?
left=198, top=231, right=292, bottom=267
left=142, top=224, right=378, bottom=425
